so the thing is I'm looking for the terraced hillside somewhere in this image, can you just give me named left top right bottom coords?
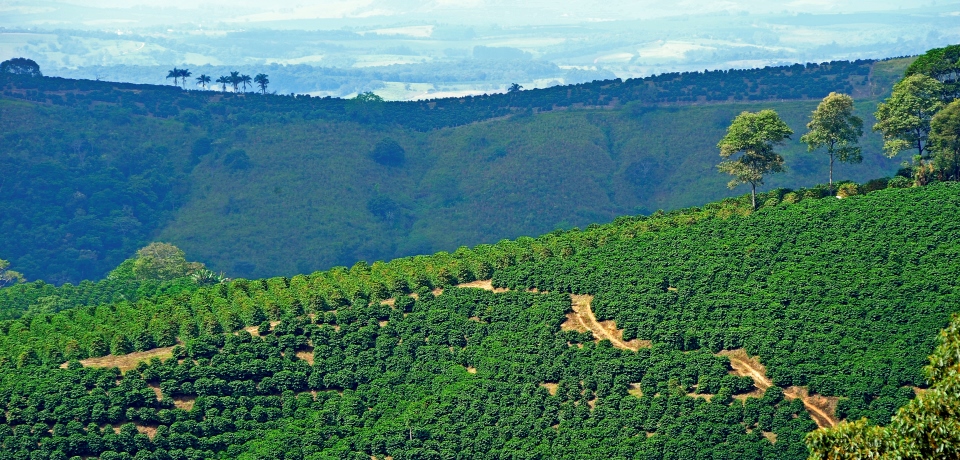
left=0, top=182, right=956, bottom=459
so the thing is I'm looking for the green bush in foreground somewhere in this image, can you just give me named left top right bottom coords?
left=806, top=313, right=960, bottom=459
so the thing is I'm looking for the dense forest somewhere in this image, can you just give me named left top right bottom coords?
left=0, top=57, right=912, bottom=283
left=0, top=181, right=957, bottom=459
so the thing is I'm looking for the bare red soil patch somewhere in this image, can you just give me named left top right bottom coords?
left=561, top=295, right=650, bottom=351
left=62, top=347, right=175, bottom=373
left=717, top=349, right=839, bottom=428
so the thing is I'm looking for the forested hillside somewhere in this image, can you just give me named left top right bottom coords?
left=0, top=58, right=911, bottom=282
left=0, top=182, right=957, bottom=459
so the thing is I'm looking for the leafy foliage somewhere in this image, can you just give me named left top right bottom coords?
left=0, top=259, right=25, bottom=289
left=717, top=110, right=793, bottom=208
left=930, top=100, right=960, bottom=181
left=806, top=314, right=960, bottom=459
left=905, top=44, right=960, bottom=101
left=873, top=74, right=945, bottom=158
left=800, top=92, right=864, bottom=192
left=131, top=243, right=204, bottom=281
left=0, top=58, right=41, bottom=77
left=368, top=138, right=406, bottom=167
left=0, top=183, right=955, bottom=458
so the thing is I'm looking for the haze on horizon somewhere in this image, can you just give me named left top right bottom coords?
left=2, top=0, right=959, bottom=99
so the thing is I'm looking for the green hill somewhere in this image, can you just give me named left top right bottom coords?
left=0, top=58, right=912, bottom=283
left=0, top=182, right=957, bottom=459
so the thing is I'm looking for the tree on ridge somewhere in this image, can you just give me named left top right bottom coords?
left=874, top=74, right=944, bottom=160
left=196, top=74, right=211, bottom=90
left=216, top=75, right=229, bottom=92
left=0, top=57, right=42, bottom=76
left=179, top=68, right=192, bottom=88
left=801, top=92, right=863, bottom=195
left=229, top=71, right=241, bottom=92
left=254, top=73, right=269, bottom=94
left=166, top=67, right=180, bottom=86
left=717, top=109, right=793, bottom=209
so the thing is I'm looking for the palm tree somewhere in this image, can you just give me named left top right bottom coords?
left=179, top=68, right=191, bottom=88
left=216, top=76, right=229, bottom=92
left=196, top=74, right=211, bottom=90
left=166, top=68, right=180, bottom=86
left=254, top=73, right=269, bottom=94
left=229, top=71, right=241, bottom=92
left=240, top=74, right=252, bottom=92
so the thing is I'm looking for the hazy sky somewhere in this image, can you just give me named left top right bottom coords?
left=5, top=0, right=949, bottom=27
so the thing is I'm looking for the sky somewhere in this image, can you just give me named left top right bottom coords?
left=4, top=0, right=948, bottom=27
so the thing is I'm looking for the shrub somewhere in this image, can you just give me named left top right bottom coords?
left=888, top=176, right=912, bottom=188
left=223, top=149, right=251, bottom=170
left=863, top=178, right=889, bottom=192
left=369, top=138, right=406, bottom=166
left=837, top=183, right=860, bottom=197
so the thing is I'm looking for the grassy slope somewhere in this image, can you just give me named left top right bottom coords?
left=162, top=98, right=899, bottom=279
left=0, top=58, right=913, bottom=281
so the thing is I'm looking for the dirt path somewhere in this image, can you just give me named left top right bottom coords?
left=718, top=349, right=772, bottom=390
left=784, top=387, right=839, bottom=428
left=455, top=280, right=649, bottom=352
left=563, top=295, right=649, bottom=351
left=718, top=349, right=838, bottom=428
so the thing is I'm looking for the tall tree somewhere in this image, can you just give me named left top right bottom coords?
left=240, top=74, right=252, bottom=92
left=166, top=68, right=180, bottom=86
left=254, top=73, right=269, bottom=94
left=178, top=68, right=192, bottom=88
left=717, top=110, right=793, bottom=209
left=216, top=75, right=229, bottom=92
left=196, top=74, right=211, bottom=90
left=229, top=71, right=241, bottom=92
left=131, top=242, right=204, bottom=281
left=800, top=92, right=864, bottom=194
left=930, top=100, right=960, bottom=181
left=874, top=74, right=945, bottom=159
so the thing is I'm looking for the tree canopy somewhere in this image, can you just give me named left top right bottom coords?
left=905, top=44, right=960, bottom=101
left=801, top=92, right=863, bottom=193
left=0, top=259, right=25, bottom=288
left=930, top=100, right=960, bottom=181
left=873, top=74, right=944, bottom=159
left=0, top=58, right=41, bottom=77
left=130, top=242, right=204, bottom=281
left=717, top=109, right=793, bottom=208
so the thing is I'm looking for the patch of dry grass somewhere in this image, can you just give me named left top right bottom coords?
left=540, top=382, right=559, bottom=395
left=63, top=347, right=175, bottom=373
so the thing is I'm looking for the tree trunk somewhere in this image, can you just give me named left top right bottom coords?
left=829, top=154, right=835, bottom=196
left=751, top=183, right=757, bottom=210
